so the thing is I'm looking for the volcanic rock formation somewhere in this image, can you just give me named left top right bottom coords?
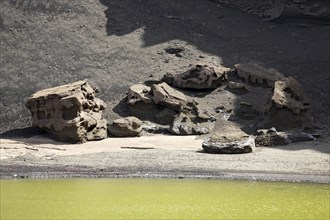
left=26, top=81, right=107, bottom=143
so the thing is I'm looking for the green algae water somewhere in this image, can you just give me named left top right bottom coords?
left=1, top=179, right=329, bottom=219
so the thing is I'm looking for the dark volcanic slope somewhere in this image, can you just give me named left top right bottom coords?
left=1, top=0, right=329, bottom=133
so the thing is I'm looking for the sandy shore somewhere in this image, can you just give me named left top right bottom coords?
left=1, top=135, right=329, bottom=183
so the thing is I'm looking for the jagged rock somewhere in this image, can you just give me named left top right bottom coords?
left=127, top=84, right=153, bottom=105
left=26, top=81, right=107, bottom=143
left=127, top=84, right=159, bottom=121
left=163, top=64, right=230, bottom=89
left=261, top=76, right=312, bottom=131
left=152, top=82, right=187, bottom=111
left=202, top=131, right=255, bottom=154
left=263, top=76, right=310, bottom=114
left=255, top=130, right=315, bottom=147
left=234, top=63, right=286, bottom=86
left=108, top=116, right=142, bottom=137
left=170, top=103, right=215, bottom=135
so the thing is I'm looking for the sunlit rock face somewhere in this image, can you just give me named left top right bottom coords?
left=26, top=81, right=107, bottom=143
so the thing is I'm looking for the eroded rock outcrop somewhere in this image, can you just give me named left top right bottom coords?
left=162, top=64, right=230, bottom=89
left=26, top=81, right=107, bottom=143
left=152, top=82, right=187, bottom=111
left=202, top=131, right=255, bottom=154
left=170, top=102, right=215, bottom=135
left=127, top=82, right=186, bottom=125
left=263, top=76, right=310, bottom=114
left=261, top=76, right=312, bottom=131
left=108, top=116, right=142, bottom=137
left=255, top=128, right=315, bottom=147
left=234, top=63, right=285, bottom=86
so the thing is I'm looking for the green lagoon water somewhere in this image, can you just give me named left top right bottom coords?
left=0, top=178, right=329, bottom=219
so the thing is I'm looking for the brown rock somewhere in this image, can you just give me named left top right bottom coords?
left=170, top=103, right=215, bottom=135
left=108, top=116, right=142, bottom=137
left=202, top=130, right=255, bottom=154
left=263, top=76, right=310, bottom=114
left=169, top=64, right=229, bottom=89
left=127, top=84, right=152, bottom=105
left=261, top=76, right=312, bottom=131
left=152, top=82, right=187, bottom=111
left=234, top=63, right=285, bottom=86
left=26, top=81, right=107, bottom=143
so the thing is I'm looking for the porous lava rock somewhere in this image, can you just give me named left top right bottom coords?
left=152, top=82, right=187, bottom=111
left=170, top=102, right=215, bottom=135
left=127, top=82, right=186, bottom=125
left=262, top=76, right=312, bottom=131
left=162, top=64, right=230, bottom=89
left=202, top=131, right=255, bottom=154
left=234, top=63, right=285, bottom=86
left=127, top=84, right=158, bottom=121
left=108, top=116, right=142, bottom=137
left=26, top=81, right=107, bottom=143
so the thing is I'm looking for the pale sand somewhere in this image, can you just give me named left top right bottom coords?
left=0, top=135, right=329, bottom=183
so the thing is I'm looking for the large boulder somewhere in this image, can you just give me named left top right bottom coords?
left=127, top=84, right=159, bottom=121
left=261, top=76, right=312, bottom=131
left=126, top=82, right=186, bottom=124
left=108, top=116, right=142, bottom=137
left=25, top=81, right=107, bottom=143
left=162, top=64, right=230, bottom=89
left=234, top=63, right=286, bottom=86
left=151, top=82, right=187, bottom=111
left=170, top=102, right=215, bottom=135
left=202, top=131, right=255, bottom=154
left=127, top=84, right=153, bottom=105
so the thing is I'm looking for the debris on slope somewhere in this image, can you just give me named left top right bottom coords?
left=25, top=81, right=107, bottom=143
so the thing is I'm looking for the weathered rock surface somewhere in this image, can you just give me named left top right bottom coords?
left=202, top=131, right=255, bottom=154
left=108, top=116, right=142, bottom=137
left=162, top=64, right=230, bottom=89
left=170, top=102, right=215, bottom=135
left=263, top=76, right=310, bottom=114
left=261, top=76, right=312, bottom=131
left=152, top=82, right=187, bottom=111
left=26, top=81, right=107, bottom=143
left=127, top=82, right=186, bottom=124
left=127, top=84, right=153, bottom=105
left=234, top=63, right=285, bottom=86
left=255, top=129, right=315, bottom=147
